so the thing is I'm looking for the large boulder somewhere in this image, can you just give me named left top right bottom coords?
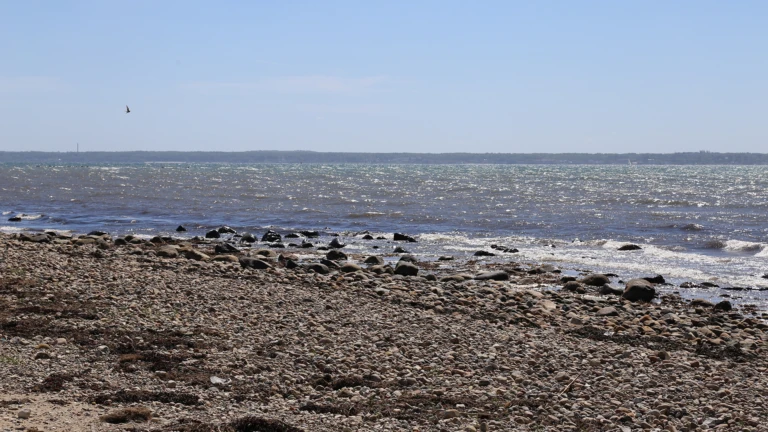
left=218, top=226, right=236, bottom=234
left=364, top=256, right=384, bottom=265
left=714, top=300, right=732, bottom=312
left=394, top=261, right=418, bottom=276
left=474, top=250, right=496, bottom=257
left=239, top=257, right=272, bottom=269
left=326, top=250, right=348, bottom=261
left=183, top=249, right=210, bottom=261
left=261, top=230, right=282, bottom=242
left=340, top=263, right=362, bottom=273
left=474, top=270, right=509, bottom=281
left=215, top=243, right=239, bottom=254
left=394, top=233, right=417, bottom=242
left=580, top=274, right=611, bottom=287
left=19, top=233, right=51, bottom=243
left=205, top=230, right=220, bottom=239
left=240, top=233, right=257, bottom=243
left=156, top=246, right=179, bottom=258
left=622, top=279, right=656, bottom=302
left=307, top=263, right=330, bottom=274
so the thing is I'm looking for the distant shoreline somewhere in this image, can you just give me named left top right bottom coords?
left=2, top=150, right=768, bottom=165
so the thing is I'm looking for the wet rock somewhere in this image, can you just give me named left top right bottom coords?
left=370, top=265, right=394, bottom=275
left=307, top=263, right=330, bottom=274
left=20, top=233, right=51, bottom=243
left=394, top=233, right=417, bottom=242
left=714, top=300, right=733, bottom=312
left=183, top=249, right=209, bottom=261
left=394, top=261, right=418, bottom=276
left=562, top=281, right=584, bottom=292
left=623, top=279, right=656, bottom=302
left=438, top=256, right=454, bottom=261
left=643, top=275, right=666, bottom=284
left=156, top=246, right=179, bottom=258
left=580, top=274, right=610, bottom=286
left=596, top=306, right=619, bottom=316
left=175, top=225, right=187, bottom=232
left=618, top=244, right=642, bottom=251
left=329, top=238, right=345, bottom=249
left=239, top=257, right=272, bottom=269
left=398, top=255, right=418, bottom=264
left=361, top=234, right=374, bottom=240
left=321, top=259, right=340, bottom=270
left=599, top=285, right=623, bottom=296
left=326, top=250, right=347, bottom=261
left=475, top=270, right=509, bottom=281
left=393, top=246, right=409, bottom=253
left=240, top=233, right=257, bottom=243
left=474, top=250, right=496, bottom=257
left=363, top=256, right=384, bottom=265
left=300, top=230, right=320, bottom=238
left=340, top=263, right=362, bottom=273
left=261, top=230, right=281, bottom=242
left=205, top=230, right=220, bottom=239
left=218, top=226, right=236, bottom=234
left=215, top=243, right=239, bottom=254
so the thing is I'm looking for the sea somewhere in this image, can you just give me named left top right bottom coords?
left=2, top=163, right=767, bottom=310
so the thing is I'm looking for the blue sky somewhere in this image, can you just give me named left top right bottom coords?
left=1, top=1, right=766, bottom=153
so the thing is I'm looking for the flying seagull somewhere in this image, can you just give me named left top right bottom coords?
left=125, top=105, right=131, bottom=114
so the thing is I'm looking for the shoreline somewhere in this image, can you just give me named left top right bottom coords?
left=1, top=231, right=767, bottom=431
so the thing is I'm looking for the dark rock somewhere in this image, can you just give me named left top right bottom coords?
left=618, top=244, right=642, bottom=251
left=320, top=259, right=340, bottom=269
left=261, top=230, right=282, bottom=242
left=376, top=236, right=386, bottom=240
left=642, top=275, right=666, bottom=284
left=300, top=242, right=314, bottom=248
left=364, top=256, right=384, bottom=265
left=690, top=299, right=715, bottom=308
left=268, top=243, right=285, bottom=248
left=239, top=257, right=272, bottom=269
left=393, top=246, right=409, bottom=253
left=326, top=250, right=347, bottom=261
left=307, top=263, right=330, bottom=274
left=218, top=226, right=236, bottom=234
left=340, top=263, right=362, bottom=273
left=714, top=300, right=732, bottom=312
left=370, top=265, right=394, bottom=275
left=490, top=244, right=519, bottom=253
left=475, top=271, right=509, bottom=281
left=474, top=250, right=496, bottom=257
left=317, top=246, right=329, bottom=251
left=701, top=282, right=720, bottom=288
left=425, top=274, right=437, bottom=281
left=762, top=274, right=768, bottom=279
left=580, top=274, right=611, bottom=286
left=438, top=256, right=454, bottom=261
left=150, top=236, right=165, bottom=244
left=285, top=233, right=301, bottom=238
left=19, top=233, right=51, bottom=243
left=560, top=276, right=577, bottom=283
left=394, top=261, right=419, bottom=276
left=680, top=282, right=698, bottom=288
left=156, top=246, right=179, bottom=258
left=205, top=230, right=220, bottom=239
left=394, top=233, right=417, bottom=242
left=8, top=216, right=21, bottom=222
left=562, top=281, right=584, bottom=293
left=329, top=238, right=345, bottom=249
left=175, top=225, right=187, bottom=232
left=622, top=279, right=656, bottom=302
left=215, top=243, right=239, bottom=254
left=285, top=259, right=298, bottom=269
left=114, top=238, right=128, bottom=246
left=398, top=255, right=418, bottom=264
left=240, top=233, right=257, bottom=243
left=300, top=230, right=320, bottom=238
left=599, top=285, right=624, bottom=296
left=361, top=234, right=374, bottom=240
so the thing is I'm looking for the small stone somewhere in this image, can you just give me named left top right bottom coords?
left=34, top=352, right=51, bottom=360
left=55, top=338, right=67, bottom=345
left=18, top=409, right=31, bottom=419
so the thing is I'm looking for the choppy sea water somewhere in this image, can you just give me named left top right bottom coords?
left=2, top=164, right=767, bottom=309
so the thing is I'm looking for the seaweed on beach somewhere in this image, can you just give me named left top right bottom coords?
left=90, top=389, right=200, bottom=406
left=165, top=416, right=305, bottom=432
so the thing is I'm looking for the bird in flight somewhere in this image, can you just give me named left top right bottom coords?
left=125, top=105, right=131, bottom=114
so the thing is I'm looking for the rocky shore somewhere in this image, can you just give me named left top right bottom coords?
left=1, top=230, right=767, bottom=432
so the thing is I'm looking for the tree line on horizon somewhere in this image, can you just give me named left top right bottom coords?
left=1, top=151, right=767, bottom=165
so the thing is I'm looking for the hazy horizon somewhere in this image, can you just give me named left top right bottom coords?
left=2, top=1, right=767, bottom=153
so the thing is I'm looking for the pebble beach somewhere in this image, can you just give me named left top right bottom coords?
left=1, top=230, right=767, bottom=432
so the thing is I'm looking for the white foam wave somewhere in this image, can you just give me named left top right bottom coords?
left=723, top=240, right=767, bottom=254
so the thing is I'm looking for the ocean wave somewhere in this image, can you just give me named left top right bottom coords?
left=347, top=212, right=388, bottom=218
left=8, top=213, right=45, bottom=220
left=681, top=223, right=704, bottom=231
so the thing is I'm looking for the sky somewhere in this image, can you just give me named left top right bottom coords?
left=1, top=1, right=766, bottom=153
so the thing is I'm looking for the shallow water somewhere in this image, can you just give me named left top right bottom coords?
left=2, top=163, right=767, bottom=308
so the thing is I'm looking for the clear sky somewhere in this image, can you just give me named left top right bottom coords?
left=1, top=1, right=766, bottom=153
